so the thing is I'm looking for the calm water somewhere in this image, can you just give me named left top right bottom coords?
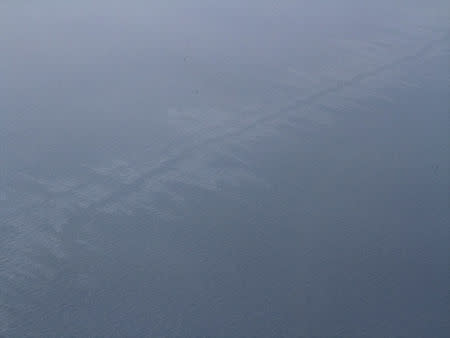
left=1, top=2, right=449, bottom=337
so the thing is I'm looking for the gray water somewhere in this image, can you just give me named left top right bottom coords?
left=1, top=1, right=449, bottom=337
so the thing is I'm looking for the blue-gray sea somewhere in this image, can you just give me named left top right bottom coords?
left=1, top=2, right=449, bottom=337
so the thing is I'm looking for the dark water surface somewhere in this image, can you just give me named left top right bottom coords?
left=1, top=2, right=449, bottom=337
left=3, top=45, right=448, bottom=338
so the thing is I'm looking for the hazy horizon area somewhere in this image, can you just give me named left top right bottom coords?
left=1, top=1, right=449, bottom=337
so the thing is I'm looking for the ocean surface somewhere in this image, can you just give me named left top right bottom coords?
left=1, top=2, right=449, bottom=337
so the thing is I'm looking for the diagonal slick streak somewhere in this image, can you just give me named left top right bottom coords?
left=58, top=32, right=449, bottom=254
